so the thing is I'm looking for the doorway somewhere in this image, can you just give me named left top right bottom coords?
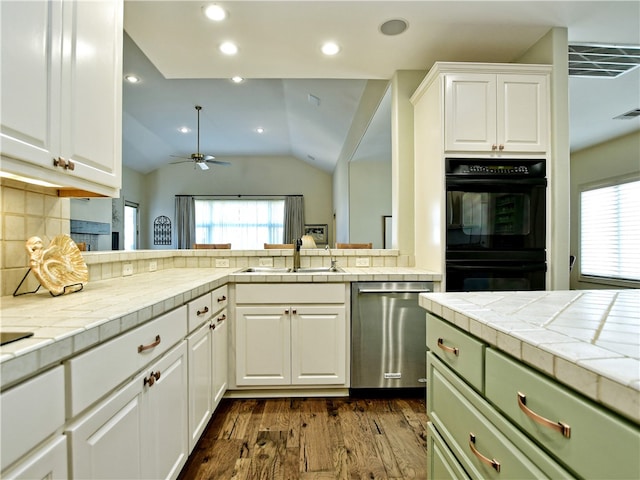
left=124, top=201, right=139, bottom=250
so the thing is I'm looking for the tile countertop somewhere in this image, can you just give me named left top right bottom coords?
left=0, top=266, right=440, bottom=390
left=419, top=289, right=640, bottom=424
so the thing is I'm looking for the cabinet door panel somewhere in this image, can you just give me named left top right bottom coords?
left=142, top=342, right=189, bottom=480
left=236, top=306, right=290, bottom=385
left=445, top=73, right=496, bottom=152
left=498, top=74, right=548, bottom=152
left=0, top=0, right=61, bottom=167
left=187, top=323, right=213, bottom=453
left=212, top=313, right=228, bottom=409
left=61, top=0, right=122, bottom=189
left=1, top=436, right=68, bottom=480
left=66, top=374, right=143, bottom=480
left=291, top=306, right=346, bottom=384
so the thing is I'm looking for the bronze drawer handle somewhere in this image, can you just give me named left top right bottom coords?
left=217, top=313, right=227, bottom=322
left=197, top=306, right=209, bottom=316
left=437, top=338, right=459, bottom=356
left=518, top=392, right=571, bottom=438
left=138, top=334, right=161, bottom=353
left=217, top=295, right=227, bottom=303
left=469, top=433, right=500, bottom=472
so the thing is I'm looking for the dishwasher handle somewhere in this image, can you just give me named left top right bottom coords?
left=358, top=289, right=430, bottom=294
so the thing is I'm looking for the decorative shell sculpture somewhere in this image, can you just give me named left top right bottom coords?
left=25, top=235, right=89, bottom=296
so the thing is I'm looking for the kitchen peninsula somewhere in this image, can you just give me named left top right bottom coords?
left=420, top=290, right=639, bottom=479
left=0, top=248, right=439, bottom=478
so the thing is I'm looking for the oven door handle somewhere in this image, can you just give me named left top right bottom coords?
left=446, top=177, right=546, bottom=187
left=447, top=264, right=546, bottom=272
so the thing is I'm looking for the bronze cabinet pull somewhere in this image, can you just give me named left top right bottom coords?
left=52, top=157, right=75, bottom=170
left=138, top=334, right=161, bottom=353
left=143, top=370, right=161, bottom=387
left=217, top=295, right=227, bottom=303
left=469, top=433, right=500, bottom=472
left=197, top=306, right=209, bottom=316
left=517, top=392, right=571, bottom=438
left=217, top=314, right=227, bottom=322
left=437, top=337, right=459, bottom=356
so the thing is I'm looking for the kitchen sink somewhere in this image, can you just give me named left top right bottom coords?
left=239, top=267, right=292, bottom=273
left=294, top=266, right=343, bottom=273
left=237, top=266, right=343, bottom=274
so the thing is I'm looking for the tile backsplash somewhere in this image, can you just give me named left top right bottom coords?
left=1, top=179, right=71, bottom=296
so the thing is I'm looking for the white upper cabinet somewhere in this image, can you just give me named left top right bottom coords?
left=0, top=0, right=123, bottom=197
left=443, top=68, right=549, bottom=154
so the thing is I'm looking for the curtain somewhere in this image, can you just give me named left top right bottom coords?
left=175, top=196, right=195, bottom=249
left=284, top=196, right=305, bottom=243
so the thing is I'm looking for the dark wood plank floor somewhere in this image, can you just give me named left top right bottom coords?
left=178, top=396, right=429, bottom=480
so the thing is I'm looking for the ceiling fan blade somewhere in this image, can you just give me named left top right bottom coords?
left=206, top=159, right=231, bottom=166
left=169, top=159, right=193, bottom=164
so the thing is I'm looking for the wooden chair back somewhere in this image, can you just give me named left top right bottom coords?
left=335, top=242, right=372, bottom=249
left=193, top=243, right=231, bottom=249
left=264, top=243, right=294, bottom=249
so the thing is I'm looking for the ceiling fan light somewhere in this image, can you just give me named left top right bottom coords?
left=197, top=161, right=209, bottom=171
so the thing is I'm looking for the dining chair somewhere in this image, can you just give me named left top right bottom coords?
left=264, top=243, right=294, bottom=249
left=336, top=243, right=372, bottom=249
left=192, top=243, right=231, bottom=249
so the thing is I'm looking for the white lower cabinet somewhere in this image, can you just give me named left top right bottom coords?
left=211, top=312, right=228, bottom=408
left=67, top=342, right=189, bottom=480
left=0, top=365, right=65, bottom=475
left=1, top=436, right=68, bottom=480
left=187, top=322, right=213, bottom=452
left=236, top=304, right=346, bottom=387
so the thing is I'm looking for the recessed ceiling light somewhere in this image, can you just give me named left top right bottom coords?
left=203, top=4, right=227, bottom=21
left=219, top=41, right=238, bottom=55
left=124, top=74, right=140, bottom=83
left=321, top=42, right=340, bottom=56
left=380, top=19, right=409, bottom=36
left=256, top=127, right=264, bottom=134
left=178, top=126, right=191, bottom=133
left=231, top=76, right=244, bottom=83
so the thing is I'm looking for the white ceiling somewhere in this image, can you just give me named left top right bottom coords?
left=122, top=0, right=640, bottom=174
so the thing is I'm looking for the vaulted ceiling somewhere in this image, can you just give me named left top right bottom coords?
left=122, top=1, right=640, bottom=175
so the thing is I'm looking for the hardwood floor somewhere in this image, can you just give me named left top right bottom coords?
left=178, top=396, right=429, bottom=480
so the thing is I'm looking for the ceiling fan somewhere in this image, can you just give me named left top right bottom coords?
left=170, top=105, right=230, bottom=170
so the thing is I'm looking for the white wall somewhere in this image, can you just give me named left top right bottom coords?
left=349, top=161, right=391, bottom=248
left=570, top=131, right=640, bottom=289
left=143, top=155, right=332, bottom=249
left=517, top=27, right=571, bottom=290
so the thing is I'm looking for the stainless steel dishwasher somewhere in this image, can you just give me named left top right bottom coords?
left=351, top=281, right=432, bottom=392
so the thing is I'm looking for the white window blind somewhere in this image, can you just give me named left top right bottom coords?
left=194, top=199, right=285, bottom=249
left=580, top=179, right=640, bottom=282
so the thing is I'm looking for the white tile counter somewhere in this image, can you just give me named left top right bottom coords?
left=419, top=289, right=640, bottom=423
left=0, top=266, right=440, bottom=389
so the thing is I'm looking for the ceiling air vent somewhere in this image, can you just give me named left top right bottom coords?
left=569, top=43, right=640, bottom=78
left=614, top=108, right=640, bottom=120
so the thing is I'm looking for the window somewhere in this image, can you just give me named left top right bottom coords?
left=580, top=178, right=640, bottom=282
left=194, top=199, right=285, bottom=249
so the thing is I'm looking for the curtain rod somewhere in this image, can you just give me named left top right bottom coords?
left=175, top=194, right=303, bottom=198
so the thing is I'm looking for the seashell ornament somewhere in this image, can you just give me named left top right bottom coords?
left=25, top=235, right=89, bottom=296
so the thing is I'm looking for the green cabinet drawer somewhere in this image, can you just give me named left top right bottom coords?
left=485, top=349, right=640, bottom=480
left=428, top=422, right=470, bottom=480
left=427, top=313, right=485, bottom=391
left=428, top=353, right=572, bottom=479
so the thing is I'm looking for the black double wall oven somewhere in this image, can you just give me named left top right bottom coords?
left=445, top=158, right=547, bottom=291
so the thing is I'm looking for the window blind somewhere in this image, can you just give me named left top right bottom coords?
left=580, top=179, right=640, bottom=282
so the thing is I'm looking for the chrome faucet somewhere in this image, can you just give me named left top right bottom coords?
left=325, top=244, right=337, bottom=271
left=294, top=238, right=302, bottom=271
